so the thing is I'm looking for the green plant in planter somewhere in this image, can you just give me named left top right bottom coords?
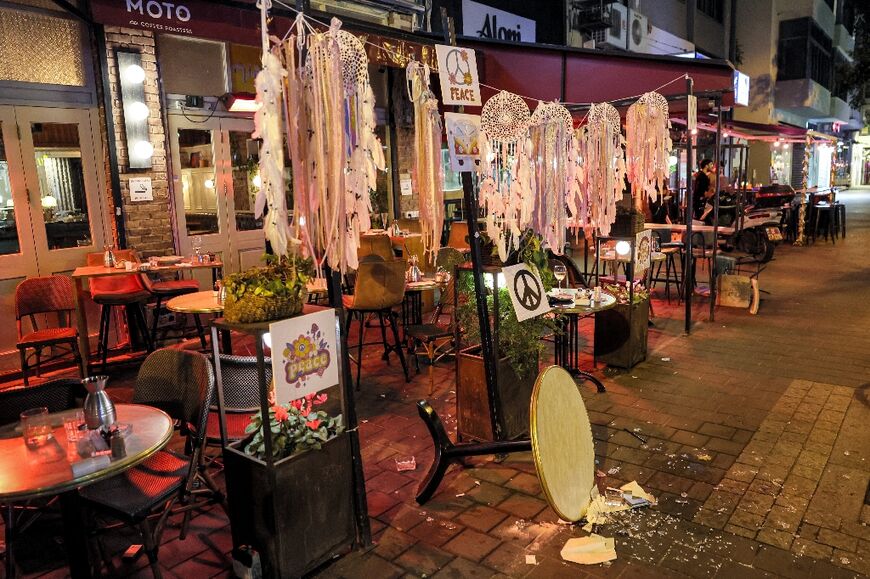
left=245, top=392, right=345, bottom=460
left=456, top=230, right=557, bottom=380
left=604, top=281, right=649, bottom=305
left=223, top=254, right=314, bottom=323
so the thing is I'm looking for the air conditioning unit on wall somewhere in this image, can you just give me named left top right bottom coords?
left=629, top=10, right=650, bottom=53
left=591, top=2, right=627, bottom=49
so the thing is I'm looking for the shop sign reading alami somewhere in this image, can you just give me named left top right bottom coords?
left=462, top=0, right=536, bottom=43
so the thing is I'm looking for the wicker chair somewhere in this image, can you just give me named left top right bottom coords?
left=86, top=250, right=153, bottom=373
left=1, top=378, right=81, bottom=578
left=139, top=272, right=204, bottom=349
left=358, top=234, right=395, bottom=261
left=343, top=259, right=409, bottom=390
left=206, top=354, right=271, bottom=447
left=15, top=276, right=84, bottom=386
left=78, top=349, right=223, bottom=579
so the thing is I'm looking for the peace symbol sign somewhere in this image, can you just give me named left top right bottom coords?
left=514, top=270, right=542, bottom=311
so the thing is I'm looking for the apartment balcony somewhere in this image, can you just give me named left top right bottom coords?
left=775, top=78, right=831, bottom=120
left=834, top=24, right=854, bottom=56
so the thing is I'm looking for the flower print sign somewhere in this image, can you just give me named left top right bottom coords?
left=269, top=309, right=339, bottom=403
left=435, top=44, right=481, bottom=106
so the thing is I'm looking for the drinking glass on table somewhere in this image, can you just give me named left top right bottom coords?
left=192, top=235, right=203, bottom=261
left=63, top=410, right=86, bottom=442
left=553, top=264, right=567, bottom=291
left=21, top=407, right=53, bottom=449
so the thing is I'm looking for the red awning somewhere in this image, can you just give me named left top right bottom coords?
left=725, top=120, right=807, bottom=139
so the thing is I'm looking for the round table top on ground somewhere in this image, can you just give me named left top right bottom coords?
left=0, top=404, right=173, bottom=501
left=166, top=290, right=223, bottom=314
left=549, top=291, right=617, bottom=315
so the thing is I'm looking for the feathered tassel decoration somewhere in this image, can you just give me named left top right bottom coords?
left=626, top=91, right=672, bottom=209
left=580, top=103, right=625, bottom=237
left=406, top=61, right=444, bottom=264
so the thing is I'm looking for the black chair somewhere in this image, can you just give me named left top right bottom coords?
left=649, top=230, right=683, bottom=303
left=1, top=378, right=81, bottom=578
left=78, top=349, right=223, bottom=579
left=206, top=354, right=272, bottom=448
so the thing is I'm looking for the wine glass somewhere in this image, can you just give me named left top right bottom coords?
left=553, top=264, right=567, bottom=291
left=191, top=235, right=203, bottom=260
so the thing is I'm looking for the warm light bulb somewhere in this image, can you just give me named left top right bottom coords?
left=772, top=141, right=780, bottom=148
left=668, top=155, right=678, bottom=166
left=783, top=143, right=790, bottom=149
left=133, top=140, right=154, bottom=159
left=691, top=128, right=698, bottom=135
left=615, top=241, right=631, bottom=256
left=126, top=101, right=149, bottom=122
left=123, top=64, right=145, bottom=84
left=204, top=178, right=215, bottom=189
left=41, top=195, right=58, bottom=209
left=252, top=173, right=262, bottom=188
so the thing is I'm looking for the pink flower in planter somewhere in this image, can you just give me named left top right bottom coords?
left=314, top=393, right=328, bottom=405
left=273, top=405, right=290, bottom=422
left=306, top=418, right=322, bottom=430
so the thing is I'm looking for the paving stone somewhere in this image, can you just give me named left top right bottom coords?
left=738, top=492, right=776, bottom=517
left=757, top=527, right=795, bottom=550
left=671, top=430, right=711, bottom=447
left=430, top=556, right=496, bottom=579
left=495, top=493, right=548, bottom=520
left=456, top=504, right=509, bottom=533
left=751, top=545, right=816, bottom=578
left=791, top=537, right=833, bottom=560
left=393, top=542, right=455, bottom=576
left=817, top=528, right=858, bottom=552
left=373, top=527, right=418, bottom=560
left=480, top=541, right=530, bottom=575
left=407, top=516, right=464, bottom=547
left=441, top=529, right=501, bottom=562
left=699, top=423, right=737, bottom=439
left=503, top=471, right=542, bottom=496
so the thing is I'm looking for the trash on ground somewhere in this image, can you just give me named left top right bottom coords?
left=525, top=555, right=537, bottom=565
left=661, top=357, right=671, bottom=362
left=560, top=534, right=617, bottom=565
left=395, top=456, right=416, bottom=472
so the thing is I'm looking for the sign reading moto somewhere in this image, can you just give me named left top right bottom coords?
left=125, top=0, right=191, bottom=22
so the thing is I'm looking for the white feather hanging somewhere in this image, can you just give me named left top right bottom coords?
left=580, top=102, right=625, bottom=237
left=529, top=101, right=573, bottom=254
left=626, top=91, right=672, bottom=209
left=406, top=61, right=444, bottom=264
left=252, top=0, right=291, bottom=256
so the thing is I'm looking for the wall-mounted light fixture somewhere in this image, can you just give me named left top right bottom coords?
left=117, top=51, right=152, bottom=170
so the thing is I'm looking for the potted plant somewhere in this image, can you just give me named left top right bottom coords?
left=455, top=231, right=556, bottom=441
left=223, top=392, right=355, bottom=578
left=222, top=254, right=314, bottom=324
left=594, top=281, right=649, bottom=368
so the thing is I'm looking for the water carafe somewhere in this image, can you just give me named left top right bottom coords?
left=82, top=375, right=116, bottom=430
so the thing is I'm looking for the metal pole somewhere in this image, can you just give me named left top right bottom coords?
left=710, top=98, right=722, bottom=321
left=683, top=76, right=694, bottom=335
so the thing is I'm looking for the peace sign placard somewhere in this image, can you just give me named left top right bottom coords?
left=503, top=264, right=552, bottom=322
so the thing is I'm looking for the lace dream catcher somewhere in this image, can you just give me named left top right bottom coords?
left=252, top=0, right=291, bottom=256
left=407, top=61, right=444, bottom=264
left=284, top=18, right=385, bottom=275
left=626, top=91, right=672, bottom=209
left=579, top=102, right=625, bottom=237
left=529, top=101, right=574, bottom=254
left=479, top=90, right=532, bottom=262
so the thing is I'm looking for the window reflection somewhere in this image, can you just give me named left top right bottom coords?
left=178, top=129, right=218, bottom=235
left=0, top=123, right=20, bottom=255
left=32, top=123, right=91, bottom=249
left=229, top=131, right=261, bottom=231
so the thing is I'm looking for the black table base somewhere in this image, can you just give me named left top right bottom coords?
left=553, top=313, right=606, bottom=393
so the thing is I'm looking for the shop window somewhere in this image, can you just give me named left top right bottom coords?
left=157, top=35, right=227, bottom=97
left=0, top=8, right=85, bottom=86
left=442, top=149, right=462, bottom=193
left=777, top=18, right=833, bottom=90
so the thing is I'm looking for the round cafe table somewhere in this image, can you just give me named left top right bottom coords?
left=166, top=290, right=232, bottom=353
left=0, top=404, right=173, bottom=578
left=551, top=292, right=617, bottom=393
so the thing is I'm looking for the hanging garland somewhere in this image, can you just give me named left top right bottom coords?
left=252, top=0, right=291, bottom=257
left=406, top=61, right=444, bottom=264
left=579, top=102, right=625, bottom=237
left=478, top=90, right=533, bottom=262
left=529, top=101, right=574, bottom=254
left=625, top=91, right=672, bottom=209
left=282, top=17, right=384, bottom=275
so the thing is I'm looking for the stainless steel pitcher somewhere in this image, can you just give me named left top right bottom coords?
left=82, top=375, right=116, bottom=430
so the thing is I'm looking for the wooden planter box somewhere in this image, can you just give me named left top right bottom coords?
left=456, top=345, right=537, bottom=442
left=224, top=432, right=356, bottom=578
left=594, top=299, right=649, bottom=369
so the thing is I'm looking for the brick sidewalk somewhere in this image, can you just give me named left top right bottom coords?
left=11, top=192, right=870, bottom=578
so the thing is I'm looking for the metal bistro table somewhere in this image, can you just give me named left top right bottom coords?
left=71, top=260, right=223, bottom=373
left=166, top=290, right=233, bottom=354
left=0, top=404, right=173, bottom=578
left=552, top=292, right=617, bottom=393
left=401, top=279, right=444, bottom=336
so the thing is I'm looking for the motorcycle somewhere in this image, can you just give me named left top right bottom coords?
left=705, top=185, right=794, bottom=263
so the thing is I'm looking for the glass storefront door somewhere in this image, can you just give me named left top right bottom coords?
left=0, top=106, right=107, bottom=370
left=169, top=115, right=263, bottom=279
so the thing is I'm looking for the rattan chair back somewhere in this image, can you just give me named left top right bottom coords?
left=14, top=276, right=75, bottom=321
left=134, top=349, right=215, bottom=438
left=214, top=354, right=272, bottom=410
left=0, top=378, right=81, bottom=426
